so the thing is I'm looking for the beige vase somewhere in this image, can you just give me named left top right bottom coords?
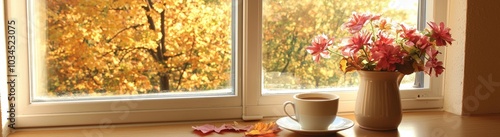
left=355, top=70, right=404, bottom=130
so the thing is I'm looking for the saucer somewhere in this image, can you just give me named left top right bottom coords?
left=276, top=116, right=354, bottom=136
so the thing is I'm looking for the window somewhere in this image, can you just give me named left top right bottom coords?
left=4, top=0, right=443, bottom=128
left=242, top=0, right=443, bottom=119
left=9, top=0, right=242, bottom=128
left=33, top=0, right=235, bottom=101
left=261, top=0, right=420, bottom=92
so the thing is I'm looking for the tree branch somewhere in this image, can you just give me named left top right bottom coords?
left=141, top=0, right=158, bottom=30
left=106, top=24, right=144, bottom=43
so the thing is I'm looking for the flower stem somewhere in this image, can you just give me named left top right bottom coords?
left=362, top=47, right=369, bottom=59
left=361, top=46, right=374, bottom=70
left=370, top=21, right=377, bottom=41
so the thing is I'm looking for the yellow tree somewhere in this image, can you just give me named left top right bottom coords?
left=45, top=0, right=232, bottom=96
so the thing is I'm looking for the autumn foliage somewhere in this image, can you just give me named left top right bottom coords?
left=40, top=0, right=414, bottom=96
left=45, top=0, right=232, bottom=96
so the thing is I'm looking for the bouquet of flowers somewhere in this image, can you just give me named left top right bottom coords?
left=306, top=12, right=454, bottom=77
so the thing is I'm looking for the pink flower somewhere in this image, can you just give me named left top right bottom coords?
left=427, top=22, right=454, bottom=46
left=371, top=32, right=403, bottom=71
left=343, top=12, right=380, bottom=34
left=399, top=24, right=421, bottom=46
left=400, top=24, right=434, bottom=52
left=424, top=46, right=444, bottom=77
left=340, top=31, right=372, bottom=57
left=415, top=35, right=432, bottom=50
left=374, top=31, right=394, bottom=46
left=306, top=34, right=333, bottom=62
left=425, top=57, right=445, bottom=77
left=306, top=13, right=453, bottom=76
left=426, top=46, right=439, bottom=58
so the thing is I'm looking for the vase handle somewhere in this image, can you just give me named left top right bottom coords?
left=397, top=73, right=405, bottom=87
left=283, top=101, right=298, bottom=122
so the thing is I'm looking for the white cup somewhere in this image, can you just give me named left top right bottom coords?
left=283, top=92, right=339, bottom=130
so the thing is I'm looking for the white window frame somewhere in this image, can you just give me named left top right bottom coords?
left=242, top=0, right=445, bottom=119
left=7, top=0, right=243, bottom=128
left=2, top=0, right=446, bottom=128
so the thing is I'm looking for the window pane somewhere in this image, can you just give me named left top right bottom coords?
left=262, top=0, right=418, bottom=92
left=32, top=0, right=233, bottom=101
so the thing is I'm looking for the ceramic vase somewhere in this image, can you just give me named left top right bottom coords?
left=355, top=70, right=404, bottom=130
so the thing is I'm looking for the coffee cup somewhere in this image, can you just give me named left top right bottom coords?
left=283, top=92, right=339, bottom=130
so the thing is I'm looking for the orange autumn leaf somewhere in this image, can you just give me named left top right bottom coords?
left=339, top=57, right=360, bottom=73
left=244, top=122, right=280, bottom=136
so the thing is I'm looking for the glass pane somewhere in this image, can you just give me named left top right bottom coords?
left=262, top=0, right=419, bottom=93
left=32, top=0, right=234, bottom=101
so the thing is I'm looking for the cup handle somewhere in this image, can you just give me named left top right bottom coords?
left=283, top=101, right=298, bottom=122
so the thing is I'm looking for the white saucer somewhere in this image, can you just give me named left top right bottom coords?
left=276, top=116, right=354, bottom=135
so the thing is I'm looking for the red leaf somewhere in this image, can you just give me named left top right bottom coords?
left=213, top=124, right=230, bottom=133
left=192, top=124, right=217, bottom=134
left=192, top=122, right=254, bottom=134
left=230, top=122, right=253, bottom=131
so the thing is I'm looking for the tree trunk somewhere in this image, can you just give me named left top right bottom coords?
left=160, top=74, right=170, bottom=92
left=142, top=1, right=171, bottom=92
left=158, top=10, right=169, bottom=92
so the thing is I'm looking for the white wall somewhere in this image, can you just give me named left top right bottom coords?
left=443, top=0, right=466, bottom=115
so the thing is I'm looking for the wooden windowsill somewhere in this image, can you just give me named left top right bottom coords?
left=8, top=111, right=500, bottom=137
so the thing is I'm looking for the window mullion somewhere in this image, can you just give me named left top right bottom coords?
left=242, top=0, right=264, bottom=120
